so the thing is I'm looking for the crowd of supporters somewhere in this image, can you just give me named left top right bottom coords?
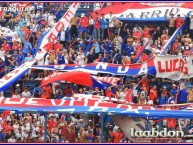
left=0, top=2, right=193, bottom=143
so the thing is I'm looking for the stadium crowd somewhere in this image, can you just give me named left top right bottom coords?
left=0, top=2, right=193, bottom=143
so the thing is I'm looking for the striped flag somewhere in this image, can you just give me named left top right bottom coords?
left=160, top=24, right=185, bottom=55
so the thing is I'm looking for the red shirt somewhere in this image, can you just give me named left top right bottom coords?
left=161, top=35, right=166, bottom=42
left=80, top=17, right=88, bottom=27
left=42, top=85, right=52, bottom=96
left=125, top=89, right=133, bottom=103
left=60, top=125, right=68, bottom=137
left=167, top=118, right=177, bottom=128
left=175, top=18, right=184, bottom=28
left=23, top=27, right=29, bottom=39
left=141, top=54, right=149, bottom=62
left=43, top=42, right=54, bottom=52
left=66, top=130, right=76, bottom=143
left=54, top=43, right=61, bottom=53
left=172, top=42, right=180, bottom=54
left=150, top=88, right=157, bottom=101
left=106, top=90, right=113, bottom=98
left=94, top=16, right=101, bottom=29
left=12, top=43, right=21, bottom=50
left=64, top=87, right=72, bottom=96
left=2, top=43, right=10, bottom=52
left=143, top=28, right=150, bottom=38
left=133, top=31, right=142, bottom=41
left=141, top=79, right=150, bottom=91
left=47, top=120, right=54, bottom=132
left=112, top=132, right=120, bottom=143
left=4, top=125, right=13, bottom=133
left=135, top=45, right=143, bottom=57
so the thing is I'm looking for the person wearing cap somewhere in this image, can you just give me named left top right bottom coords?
left=165, top=13, right=175, bottom=36
left=130, top=52, right=136, bottom=64
left=175, top=14, right=184, bottom=35
left=162, top=86, right=168, bottom=97
left=79, top=13, right=88, bottom=41
left=12, top=90, right=21, bottom=99
left=171, top=84, right=177, bottom=97
left=92, top=87, right=101, bottom=95
left=22, top=87, right=31, bottom=98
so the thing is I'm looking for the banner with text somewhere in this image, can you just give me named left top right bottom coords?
left=99, top=2, right=193, bottom=20
left=155, top=55, right=193, bottom=80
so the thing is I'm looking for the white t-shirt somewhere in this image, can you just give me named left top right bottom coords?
left=12, top=94, right=21, bottom=98
left=36, top=52, right=44, bottom=65
left=76, top=54, right=85, bottom=65
left=45, top=27, right=51, bottom=32
left=43, top=13, right=50, bottom=21
left=48, top=15, right=55, bottom=25
left=32, top=126, right=40, bottom=138
left=60, top=31, right=65, bottom=41
left=44, top=55, right=50, bottom=65
left=89, top=19, right=94, bottom=25
left=108, top=16, right=114, bottom=27
left=13, top=124, right=19, bottom=133
left=120, top=92, right=126, bottom=100
left=7, top=138, right=16, bottom=143
left=15, top=132, right=22, bottom=139
left=22, top=91, right=31, bottom=98
left=12, top=37, right=21, bottom=43
left=190, top=18, right=193, bottom=30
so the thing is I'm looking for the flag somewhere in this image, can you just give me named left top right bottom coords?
left=160, top=24, right=185, bottom=55
left=0, top=3, right=80, bottom=92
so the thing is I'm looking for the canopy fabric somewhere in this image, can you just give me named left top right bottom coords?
left=0, top=98, right=193, bottom=118
left=41, top=71, right=111, bottom=89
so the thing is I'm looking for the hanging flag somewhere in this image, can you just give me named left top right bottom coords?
left=0, top=3, right=80, bottom=92
left=36, top=2, right=79, bottom=54
left=0, top=60, right=36, bottom=92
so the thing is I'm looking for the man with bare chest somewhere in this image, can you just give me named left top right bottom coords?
left=70, top=15, right=79, bottom=40
left=166, top=14, right=176, bottom=36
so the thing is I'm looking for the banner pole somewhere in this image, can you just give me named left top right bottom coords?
left=100, top=113, right=106, bottom=143
left=44, top=112, right=48, bottom=143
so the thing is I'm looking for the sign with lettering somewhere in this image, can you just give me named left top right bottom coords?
left=98, top=2, right=193, bottom=20
left=155, top=56, right=193, bottom=80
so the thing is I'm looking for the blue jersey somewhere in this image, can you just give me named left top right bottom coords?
left=58, top=55, right=65, bottom=64
left=159, top=96, right=167, bottom=105
left=17, top=55, right=24, bottom=66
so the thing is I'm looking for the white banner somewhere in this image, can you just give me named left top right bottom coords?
left=36, top=2, right=79, bottom=55
left=155, top=55, right=193, bottom=80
